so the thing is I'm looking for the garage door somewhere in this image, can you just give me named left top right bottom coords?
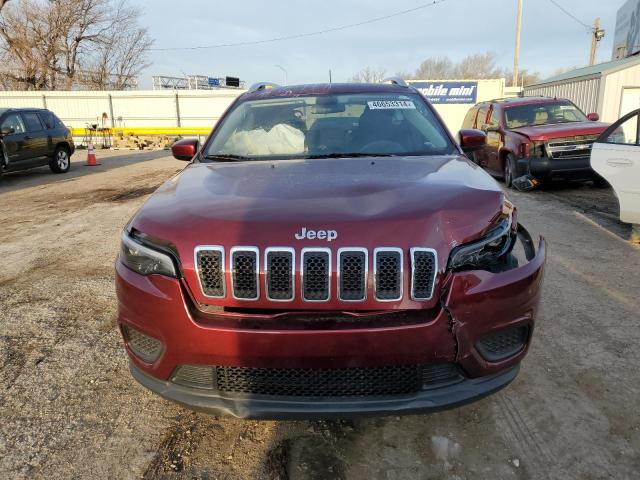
left=620, top=87, right=640, bottom=117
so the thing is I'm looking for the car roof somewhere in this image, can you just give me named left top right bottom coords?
left=1, top=107, right=48, bottom=114
left=240, top=82, right=415, bottom=102
left=476, top=96, right=571, bottom=108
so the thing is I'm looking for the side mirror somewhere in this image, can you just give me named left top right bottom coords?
left=171, top=138, right=199, bottom=161
left=587, top=112, right=600, bottom=122
left=458, top=129, right=487, bottom=153
left=0, top=127, right=15, bottom=136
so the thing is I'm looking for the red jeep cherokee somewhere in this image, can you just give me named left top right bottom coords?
left=116, top=82, right=546, bottom=419
left=462, top=96, right=610, bottom=187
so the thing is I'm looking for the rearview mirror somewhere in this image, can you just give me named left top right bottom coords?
left=0, top=127, right=14, bottom=136
left=171, top=138, right=199, bottom=161
left=587, top=112, right=599, bottom=121
left=458, top=129, right=486, bottom=153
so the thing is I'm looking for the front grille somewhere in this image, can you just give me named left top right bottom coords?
left=213, top=363, right=461, bottom=397
left=123, top=325, right=163, bottom=363
left=194, top=246, right=438, bottom=303
left=231, top=248, right=259, bottom=300
left=265, top=249, right=294, bottom=301
left=374, top=248, right=402, bottom=301
left=196, top=247, right=225, bottom=298
left=302, top=249, right=330, bottom=301
left=547, top=135, right=598, bottom=160
left=476, top=325, right=529, bottom=361
left=411, top=249, right=437, bottom=300
left=338, top=249, right=367, bottom=301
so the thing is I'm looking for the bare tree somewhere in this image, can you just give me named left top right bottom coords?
left=0, top=0, right=153, bottom=90
left=350, top=66, right=387, bottom=83
left=411, top=56, right=454, bottom=80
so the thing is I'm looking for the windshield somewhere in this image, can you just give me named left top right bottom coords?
left=204, top=93, right=455, bottom=161
left=504, top=101, right=588, bottom=129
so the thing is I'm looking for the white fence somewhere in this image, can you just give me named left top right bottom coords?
left=0, top=90, right=245, bottom=129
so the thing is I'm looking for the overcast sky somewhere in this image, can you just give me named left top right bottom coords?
left=136, top=0, right=622, bottom=88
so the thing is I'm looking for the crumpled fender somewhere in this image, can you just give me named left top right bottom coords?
left=443, top=227, right=546, bottom=377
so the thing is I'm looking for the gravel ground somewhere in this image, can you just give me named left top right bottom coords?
left=1, top=150, right=639, bottom=480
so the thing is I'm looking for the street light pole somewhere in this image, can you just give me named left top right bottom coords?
left=275, top=64, right=287, bottom=85
left=512, top=0, right=523, bottom=87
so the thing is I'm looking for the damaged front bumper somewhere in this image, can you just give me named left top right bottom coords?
left=116, top=226, right=545, bottom=419
left=515, top=155, right=595, bottom=181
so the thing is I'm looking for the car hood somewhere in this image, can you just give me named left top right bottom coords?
left=131, top=156, right=505, bottom=257
left=511, top=121, right=609, bottom=141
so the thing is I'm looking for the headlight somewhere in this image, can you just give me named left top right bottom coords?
left=448, top=218, right=515, bottom=271
left=119, top=231, right=177, bottom=277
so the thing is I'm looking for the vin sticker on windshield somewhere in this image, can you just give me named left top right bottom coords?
left=367, top=100, right=416, bottom=110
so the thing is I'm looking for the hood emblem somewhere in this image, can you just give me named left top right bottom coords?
left=295, top=227, right=338, bottom=242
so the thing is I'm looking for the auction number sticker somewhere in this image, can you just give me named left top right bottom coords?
left=367, top=100, right=416, bottom=109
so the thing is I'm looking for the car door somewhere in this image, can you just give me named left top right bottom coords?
left=0, top=113, right=30, bottom=169
left=590, top=109, right=640, bottom=224
left=483, top=105, right=503, bottom=174
left=20, top=112, right=49, bottom=162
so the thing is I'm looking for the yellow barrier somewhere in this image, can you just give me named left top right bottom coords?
left=70, top=127, right=212, bottom=136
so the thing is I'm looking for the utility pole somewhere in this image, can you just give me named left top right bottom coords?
left=512, top=0, right=523, bottom=87
left=275, top=64, right=287, bottom=85
left=589, top=18, right=605, bottom=66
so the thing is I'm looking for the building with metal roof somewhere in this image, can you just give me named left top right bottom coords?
left=523, top=55, right=640, bottom=123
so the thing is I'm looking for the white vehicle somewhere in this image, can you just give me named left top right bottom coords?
left=590, top=109, right=640, bottom=227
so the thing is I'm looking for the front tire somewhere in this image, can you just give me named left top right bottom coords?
left=504, top=154, right=516, bottom=188
left=50, top=146, right=71, bottom=174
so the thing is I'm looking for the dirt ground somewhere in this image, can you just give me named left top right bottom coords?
left=1, top=150, right=639, bottom=480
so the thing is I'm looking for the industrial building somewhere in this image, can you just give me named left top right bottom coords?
left=523, top=55, right=640, bottom=123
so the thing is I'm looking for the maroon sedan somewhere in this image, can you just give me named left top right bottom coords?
left=116, top=81, right=546, bottom=419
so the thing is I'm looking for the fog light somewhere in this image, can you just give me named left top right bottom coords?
left=476, top=325, right=529, bottom=362
left=122, top=325, right=163, bottom=363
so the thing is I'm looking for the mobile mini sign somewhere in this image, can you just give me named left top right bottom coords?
left=410, top=81, right=478, bottom=104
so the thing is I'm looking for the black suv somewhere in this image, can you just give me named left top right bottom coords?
left=0, top=108, right=75, bottom=176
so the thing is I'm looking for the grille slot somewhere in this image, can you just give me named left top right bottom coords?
left=302, top=248, right=331, bottom=301
left=338, top=249, right=367, bottom=301
left=231, top=247, right=259, bottom=300
left=196, top=247, right=225, bottom=298
left=123, top=325, right=163, bottom=363
left=410, top=248, right=437, bottom=300
left=476, top=325, right=529, bottom=361
left=265, top=248, right=295, bottom=301
left=374, top=248, right=403, bottom=301
left=214, top=363, right=460, bottom=397
left=171, top=365, right=215, bottom=389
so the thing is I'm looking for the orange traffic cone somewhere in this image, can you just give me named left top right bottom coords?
left=85, top=143, right=101, bottom=166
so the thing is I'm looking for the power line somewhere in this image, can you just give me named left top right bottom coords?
left=548, top=0, right=591, bottom=32
left=150, top=0, right=447, bottom=51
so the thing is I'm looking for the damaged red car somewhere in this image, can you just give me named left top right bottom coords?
left=115, top=81, right=546, bottom=419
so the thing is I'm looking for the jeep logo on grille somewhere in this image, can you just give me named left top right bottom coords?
left=295, top=227, right=338, bottom=242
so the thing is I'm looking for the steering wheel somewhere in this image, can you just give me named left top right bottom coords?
left=358, top=140, right=403, bottom=154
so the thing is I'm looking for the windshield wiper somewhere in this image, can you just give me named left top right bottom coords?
left=202, top=154, right=249, bottom=162
left=304, top=152, right=394, bottom=159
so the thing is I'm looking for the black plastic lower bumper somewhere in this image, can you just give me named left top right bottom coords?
left=516, top=156, right=595, bottom=180
left=130, top=362, right=520, bottom=420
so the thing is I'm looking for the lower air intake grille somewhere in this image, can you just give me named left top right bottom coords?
left=231, top=249, right=258, bottom=299
left=214, top=363, right=460, bottom=397
left=196, top=248, right=225, bottom=298
left=476, top=325, right=529, bottom=361
left=375, top=249, right=402, bottom=300
left=266, top=250, right=294, bottom=300
left=339, top=250, right=367, bottom=301
left=302, top=250, right=330, bottom=301
left=123, top=325, right=163, bottom=363
left=411, top=249, right=436, bottom=300
left=172, top=365, right=215, bottom=389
